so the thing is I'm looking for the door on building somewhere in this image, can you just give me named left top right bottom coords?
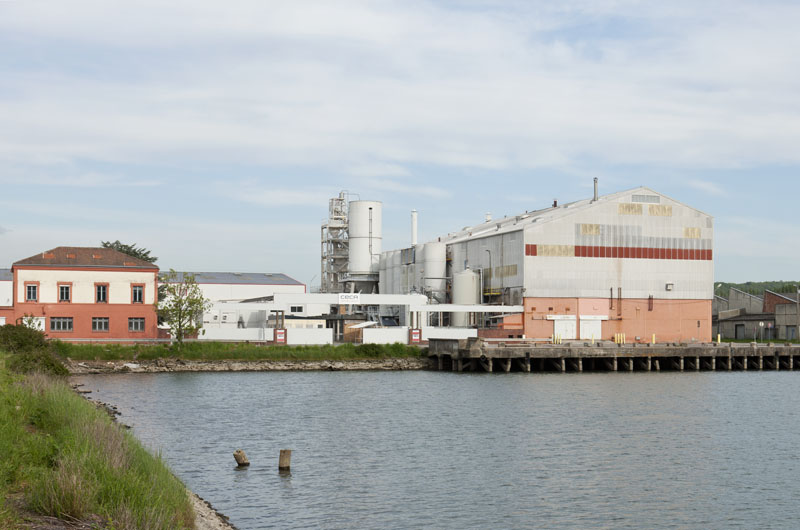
left=579, top=319, right=602, bottom=340
left=735, top=324, right=745, bottom=340
left=553, top=319, right=577, bottom=340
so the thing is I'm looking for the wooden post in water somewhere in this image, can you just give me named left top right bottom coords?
left=279, top=449, right=292, bottom=471
left=233, top=449, right=250, bottom=468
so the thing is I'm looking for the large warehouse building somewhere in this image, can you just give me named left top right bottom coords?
left=378, top=183, right=713, bottom=343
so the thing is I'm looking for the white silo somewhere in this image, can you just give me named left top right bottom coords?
left=413, top=243, right=425, bottom=292
left=348, top=201, right=382, bottom=275
left=423, top=242, right=446, bottom=302
left=390, top=250, right=401, bottom=294
left=378, top=253, right=387, bottom=294
left=452, top=269, right=480, bottom=327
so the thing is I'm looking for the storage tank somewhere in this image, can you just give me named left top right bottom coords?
left=348, top=201, right=382, bottom=275
left=412, top=244, right=425, bottom=293
left=390, top=250, right=401, bottom=294
left=378, top=253, right=387, bottom=294
left=423, top=242, right=446, bottom=302
left=452, top=269, right=480, bottom=327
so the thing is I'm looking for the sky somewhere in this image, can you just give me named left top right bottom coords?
left=1, top=0, right=799, bottom=286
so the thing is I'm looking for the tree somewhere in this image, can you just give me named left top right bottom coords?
left=157, top=270, right=211, bottom=346
left=101, top=240, right=158, bottom=263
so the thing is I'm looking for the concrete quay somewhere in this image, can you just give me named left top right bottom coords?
left=428, top=338, right=800, bottom=373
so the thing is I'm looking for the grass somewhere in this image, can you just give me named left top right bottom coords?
left=53, top=340, right=426, bottom=362
left=0, top=352, right=196, bottom=529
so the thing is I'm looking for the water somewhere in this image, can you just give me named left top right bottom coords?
left=73, top=371, right=800, bottom=529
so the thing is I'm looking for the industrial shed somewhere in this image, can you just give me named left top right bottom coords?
left=381, top=184, right=714, bottom=343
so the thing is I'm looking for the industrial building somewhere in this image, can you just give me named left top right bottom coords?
left=372, top=181, right=714, bottom=343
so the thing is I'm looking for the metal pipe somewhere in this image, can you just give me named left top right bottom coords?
left=593, top=177, right=598, bottom=201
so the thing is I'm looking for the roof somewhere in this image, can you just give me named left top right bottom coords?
left=764, top=290, right=798, bottom=303
left=13, top=247, right=158, bottom=270
left=436, top=186, right=712, bottom=245
left=163, top=271, right=303, bottom=286
left=0, top=268, right=11, bottom=281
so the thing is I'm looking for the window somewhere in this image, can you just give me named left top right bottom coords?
left=96, top=284, right=108, bottom=303
left=58, top=284, right=71, bottom=302
left=132, top=285, right=144, bottom=304
left=290, top=305, right=303, bottom=313
left=128, top=318, right=145, bottom=332
left=50, top=317, right=73, bottom=332
left=26, top=284, right=38, bottom=302
left=92, top=317, right=109, bottom=332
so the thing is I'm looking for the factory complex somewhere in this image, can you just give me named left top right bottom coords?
left=0, top=181, right=715, bottom=344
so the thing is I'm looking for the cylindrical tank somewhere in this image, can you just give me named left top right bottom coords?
left=413, top=244, right=425, bottom=293
left=378, top=253, right=387, bottom=294
left=390, top=250, right=401, bottom=294
left=348, top=201, right=382, bottom=275
left=452, top=269, right=480, bottom=327
left=423, top=242, right=446, bottom=302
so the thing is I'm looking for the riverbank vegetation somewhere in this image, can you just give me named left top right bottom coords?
left=0, top=325, right=195, bottom=529
left=54, top=340, right=425, bottom=362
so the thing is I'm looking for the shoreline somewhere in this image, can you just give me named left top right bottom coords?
left=66, top=356, right=431, bottom=374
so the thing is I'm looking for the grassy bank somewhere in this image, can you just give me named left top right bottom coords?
left=0, top=341, right=195, bottom=528
left=54, top=340, right=425, bottom=362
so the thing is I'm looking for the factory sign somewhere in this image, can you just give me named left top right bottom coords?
left=338, top=293, right=361, bottom=305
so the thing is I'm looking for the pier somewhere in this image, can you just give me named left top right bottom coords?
left=428, top=338, right=800, bottom=373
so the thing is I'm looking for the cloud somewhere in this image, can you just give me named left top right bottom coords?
left=364, top=178, right=451, bottom=199
left=346, top=163, right=410, bottom=178
left=687, top=180, right=726, bottom=196
left=0, top=226, right=7, bottom=235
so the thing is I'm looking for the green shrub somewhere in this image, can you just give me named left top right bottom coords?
left=0, top=324, right=48, bottom=354
left=6, top=349, right=68, bottom=377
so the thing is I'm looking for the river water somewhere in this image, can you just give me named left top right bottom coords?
left=72, top=371, right=800, bottom=529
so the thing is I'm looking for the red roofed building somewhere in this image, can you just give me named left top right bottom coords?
left=6, top=247, right=159, bottom=342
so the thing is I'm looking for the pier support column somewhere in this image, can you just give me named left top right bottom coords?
left=613, top=357, right=618, bottom=371
left=577, top=358, right=583, bottom=373
left=438, top=356, right=443, bottom=371
left=628, top=358, right=634, bottom=371
left=775, top=354, right=780, bottom=371
left=456, top=358, right=463, bottom=372
left=711, top=357, right=716, bottom=370
left=726, top=357, right=732, bottom=371
left=560, top=358, right=566, bottom=373
left=695, top=356, right=700, bottom=371
left=743, top=356, right=748, bottom=370
left=654, top=359, right=660, bottom=371
left=679, top=357, right=684, bottom=371
left=502, top=359, right=511, bottom=373
left=758, top=356, right=763, bottom=370
left=646, top=357, right=651, bottom=372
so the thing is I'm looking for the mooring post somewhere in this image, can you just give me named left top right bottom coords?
left=279, top=449, right=292, bottom=471
left=233, top=449, right=250, bottom=468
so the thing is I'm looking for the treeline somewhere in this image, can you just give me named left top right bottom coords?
left=716, top=281, right=799, bottom=299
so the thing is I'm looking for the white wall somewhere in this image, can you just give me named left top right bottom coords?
left=363, top=327, right=409, bottom=344
left=16, top=269, right=156, bottom=304
left=0, top=280, right=11, bottom=307
left=199, top=283, right=305, bottom=302
left=421, top=327, right=478, bottom=340
left=286, top=328, right=334, bottom=345
left=201, top=326, right=274, bottom=342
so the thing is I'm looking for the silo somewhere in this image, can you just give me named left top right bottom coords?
left=423, top=242, right=446, bottom=302
left=348, top=201, right=382, bottom=275
left=452, top=269, right=480, bottom=327
left=390, top=250, right=402, bottom=294
left=378, top=253, right=387, bottom=294
left=413, top=243, right=425, bottom=293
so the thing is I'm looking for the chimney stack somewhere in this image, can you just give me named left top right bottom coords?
left=593, top=177, right=599, bottom=201
left=411, top=209, right=418, bottom=246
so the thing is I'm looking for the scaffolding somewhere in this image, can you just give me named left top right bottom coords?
left=320, top=192, right=349, bottom=293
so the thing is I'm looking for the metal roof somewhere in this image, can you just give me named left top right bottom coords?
left=0, top=268, right=11, bottom=281
left=436, top=186, right=712, bottom=245
left=163, top=271, right=304, bottom=286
